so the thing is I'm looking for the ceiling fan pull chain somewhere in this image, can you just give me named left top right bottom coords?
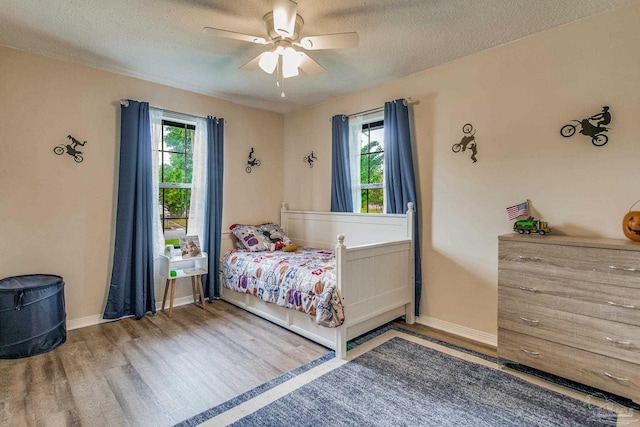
left=278, top=55, right=285, bottom=97
left=277, top=55, right=281, bottom=88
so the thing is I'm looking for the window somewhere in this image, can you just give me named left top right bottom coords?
left=359, top=120, right=384, bottom=213
left=158, top=120, right=194, bottom=247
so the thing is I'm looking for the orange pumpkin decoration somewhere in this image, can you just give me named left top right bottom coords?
left=622, top=211, right=640, bottom=241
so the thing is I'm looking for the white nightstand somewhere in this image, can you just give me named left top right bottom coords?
left=158, top=251, right=208, bottom=317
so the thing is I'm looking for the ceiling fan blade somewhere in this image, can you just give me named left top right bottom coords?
left=239, top=53, right=267, bottom=70
left=298, top=32, right=359, bottom=50
left=202, top=27, right=268, bottom=45
left=272, top=0, right=298, bottom=38
left=298, top=53, right=325, bottom=76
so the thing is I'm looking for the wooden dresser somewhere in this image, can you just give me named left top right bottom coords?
left=498, top=234, right=640, bottom=403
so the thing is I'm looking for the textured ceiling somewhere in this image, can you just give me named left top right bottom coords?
left=1, top=0, right=637, bottom=113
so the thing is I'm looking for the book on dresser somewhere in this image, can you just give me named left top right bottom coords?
left=497, top=234, right=640, bottom=404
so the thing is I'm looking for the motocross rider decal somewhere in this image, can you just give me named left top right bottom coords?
left=560, top=106, right=611, bottom=147
left=452, top=123, right=478, bottom=163
left=53, top=135, right=87, bottom=163
left=246, top=147, right=261, bottom=173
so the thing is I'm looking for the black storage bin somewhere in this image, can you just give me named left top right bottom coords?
left=0, top=274, right=66, bottom=359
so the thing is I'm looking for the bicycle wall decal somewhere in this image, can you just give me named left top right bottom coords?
left=560, top=106, right=611, bottom=147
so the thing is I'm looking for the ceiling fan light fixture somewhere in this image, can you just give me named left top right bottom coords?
left=282, top=47, right=301, bottom=78
left=258, top=51, right=278, bottom=74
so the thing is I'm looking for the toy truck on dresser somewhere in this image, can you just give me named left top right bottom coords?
left=513, top=217, right=550, bottom=235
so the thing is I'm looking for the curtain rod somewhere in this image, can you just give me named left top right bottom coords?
left=348, top=98, right=416, bottom=117
left=330, top=98, right=417, bottom=122
left=348, top=106, right=384, bottom=118
left=119, top=99, right=227, bottom=123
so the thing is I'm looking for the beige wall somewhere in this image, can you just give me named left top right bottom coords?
left=2, top=3, right=639, bottom=336
left=0, top=46, right=284, bottom=321
left=283, top=4, right=640, bottom=338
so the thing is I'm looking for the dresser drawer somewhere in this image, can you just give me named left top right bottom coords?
left=499, top=270, right=640, bottom=327
left=498, top=329, right=640, bottom=401
left=498, top=298, right=640, bottom=364
left=499, top=240, right=640, bottom=290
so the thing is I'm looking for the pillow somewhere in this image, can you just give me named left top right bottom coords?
left=230, top=224, right=271, bottom=252
left=283, top=243, right=299, bottom=252
left=258, top=223, right=293, bottom=250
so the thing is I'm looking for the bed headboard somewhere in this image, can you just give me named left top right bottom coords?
left=280, top=202, right=414, bottom=249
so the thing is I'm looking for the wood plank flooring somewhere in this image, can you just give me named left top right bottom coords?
left=0, top=300, right=495, bottom=427
left=0, top=300, right=329, bottom=427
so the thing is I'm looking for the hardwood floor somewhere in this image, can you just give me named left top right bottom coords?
left=0, top=301, right=494, bottom=427
left=0, top=300, right=328, bottom=427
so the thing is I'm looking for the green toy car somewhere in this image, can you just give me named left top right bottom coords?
left=513, top=217, right=550, bottom=235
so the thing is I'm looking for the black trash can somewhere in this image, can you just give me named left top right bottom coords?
left=0, top=274, right=66, bottom=359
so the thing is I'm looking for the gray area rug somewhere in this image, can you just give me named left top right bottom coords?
left=230, top=337, right=617, bottom=427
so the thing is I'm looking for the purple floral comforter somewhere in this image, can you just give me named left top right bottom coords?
left=221, top=248, right=344, bottom=327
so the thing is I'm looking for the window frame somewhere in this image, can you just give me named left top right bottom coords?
left=158, top=119, right=195, bottom=242
left=359, top=119, right=385, bottom=214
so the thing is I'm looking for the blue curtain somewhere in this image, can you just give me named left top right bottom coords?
left=104, top=100, right=156, bottom=320
left=202, top=117, right=224, bottom=299
left=330, top=114, right=353, bottom=212
left=384, top=99, right=422, bottom=317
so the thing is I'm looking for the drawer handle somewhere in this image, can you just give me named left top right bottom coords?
left=607, top=301, right=637, bottom=309
left=517, top=256, right=540, bottom=261
left=608, top=265, right=637, bottom=272
left=520, top=348, right=540, bottom=356
left=603, top=336, right=632, bottom=346
left=519, top=316, right=540, bottom=326
left=517, top=286, right=538, bottom=293
left=603, top=371, right=630, bottom=383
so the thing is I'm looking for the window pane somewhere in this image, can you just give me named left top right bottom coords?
left=357, top=120, right=385, bottom=213
left=370, top=128, right=384, bottom=151
left=368, top=152, right=383, bottom=184
left=360, top=152, right=384, bottom=185
left=367, top=188, right=384, bottom=213
left=160, top=187, right=190, bottom=243
left=360, top=154, right=368, bottom=185
left=186, top=128, right=194, bottom=153
left=359, top=131, right=369, bottom=152
left=360, top=189, right=384, bottom=213
left=163, top=125, right=185, bottom=152
left=163, top=188, right=190, bottom=220
left=185, top=151, right=193, bottom=184
left=159, top=121, right=196, bottom=244
left=162, top=153, right=187, bottom=183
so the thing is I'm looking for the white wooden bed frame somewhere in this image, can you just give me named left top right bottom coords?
left=220, top=202, right=415, bottom=358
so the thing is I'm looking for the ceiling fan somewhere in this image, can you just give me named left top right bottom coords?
left=203, top=0, right=359, bottom=97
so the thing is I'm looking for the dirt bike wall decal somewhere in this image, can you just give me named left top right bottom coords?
left=53, top=135, right=87, bottom=163
left=452, top=123, right=478, bottom=163
left=560, top=106, right=611, bottom=147
left=303, top=151, right=318, bottom=168
left=246, top=147, right=261, bottom=173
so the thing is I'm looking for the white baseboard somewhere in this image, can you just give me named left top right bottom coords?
left=67, top=302, right=498, bottom=349
left=66, top=296, right=195, bottom=330
left=415, top=316, right=497, bottom=347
